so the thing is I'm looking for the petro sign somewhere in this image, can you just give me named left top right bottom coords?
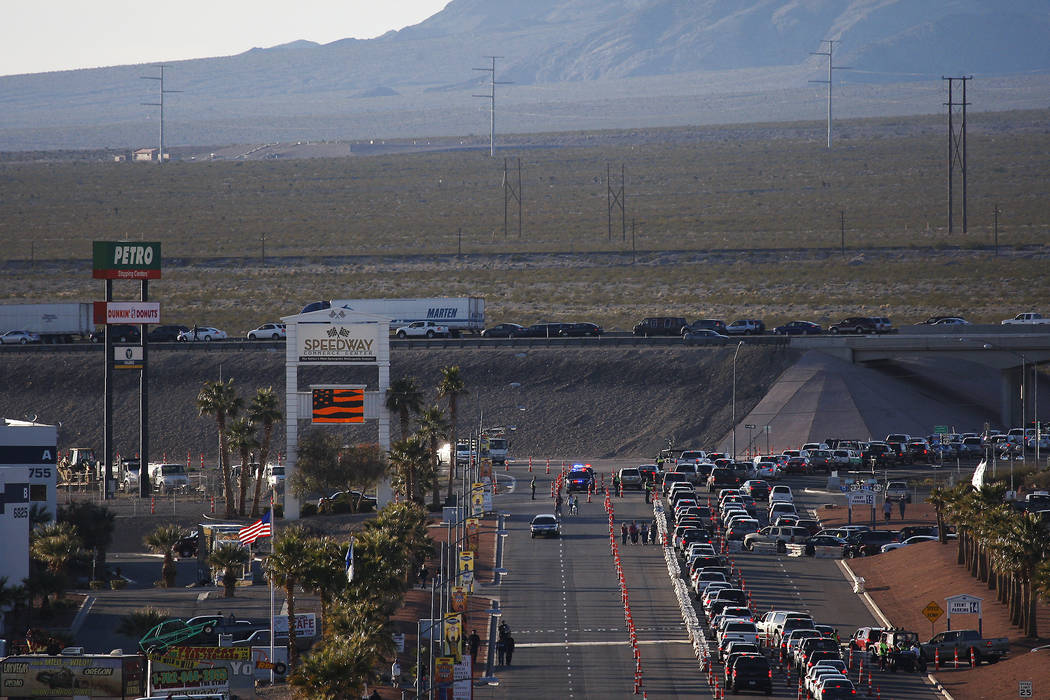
left=92, top=241, right=162, bottom=279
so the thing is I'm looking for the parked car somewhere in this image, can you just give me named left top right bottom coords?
left=481, top=323, right=526, bottom=338
left=247, top=322, right=286, bottom=340
left=773, top=320, right=822, bottom=335
left=844, top=530, right=900, bottom=557
left=828, top=316, right=877, bottom=334
left=147, top=324, right=190, bottom=342
left=880, top=535, right=938, bottom=553
left=725, top=319, right=765, bottom=336
left=177, top=326, right=227, bottom=342
left=0, top=329, right=41, bottom=344
left=918, top=629, right=1010, bottom=664
left=633, top=316, right=688, bottom=337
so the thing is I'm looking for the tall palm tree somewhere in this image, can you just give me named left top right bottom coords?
left=437, top=366, right=468, bottom=502
left=416, top=405, right=450, bottom=510
left=388, top=437, right=429, bottom=502
left=144, top=524, right=184, bottom=588
left=226, top=416, right=260, bottom=516
left=996, top=513, right=1050, bottom=637
left=248, top=387, right=283, bottom=517
left=209, top=543, right=251, bottom=598
left=385, top=377, right=424, bottom=441
left=267, top=526, right=314, bottom=670
left=300, top=537, right=348, bottom=637
left=30, top=522, right=81, bottom=600
left=197, top=378, right=244, bottom=518
left=288, top=635, right=373, bottom=700
left=926, top=486, right=950, bottom=543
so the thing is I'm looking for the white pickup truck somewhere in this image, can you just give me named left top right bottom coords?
left=1001, top=312, right=1050, bottom=325
left=394, top=320, right=451, bottom=338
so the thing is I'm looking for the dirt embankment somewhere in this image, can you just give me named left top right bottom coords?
left=0, top=345, right=797, bottom=462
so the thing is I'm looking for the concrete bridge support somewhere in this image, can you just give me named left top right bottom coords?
left=1000, top=366, right=1025, bottom=429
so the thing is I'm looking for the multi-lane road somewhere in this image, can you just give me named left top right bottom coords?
left=484, top=462, right=946, bottom=699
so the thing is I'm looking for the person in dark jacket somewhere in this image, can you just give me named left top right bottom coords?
left=504, top=635, right=515, bottom=665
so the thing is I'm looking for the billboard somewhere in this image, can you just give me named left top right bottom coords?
left=0, top=654, right=144, bottom=698
left=149, top=666, right=229, bottom=696
left=92, top=301, right=161, bottom=325
left=92, top=242, right=162, bottom=280
left=297, top=323, right=380, bottom=364
left=311, top=386, right=365, bottom=424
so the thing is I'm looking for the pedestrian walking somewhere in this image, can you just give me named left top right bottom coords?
left=496, top=637, right=506, bottom=666
left=898, top=498, right=906, bottom=519
left=629, top=521, right=639, bottom=544
left=504, top=635, right=515, bottom=666
left=883, top=499, right=892, bottom=523
left=555, top=493, right=563, bottom=517
left=650, top=518, right=657, bottom=543
left=468, top=629, right=481, bottom=666
left=418, top=564, right=429, bottom=589
left=530, top=476, right=536, bottom=500
left=620, top=522, right=628, bottom=545
left=390, top=658, right=401, bottom=688
left=640, top=522, right=649, bottom=544
left=612, top=475, right=620, bottom=496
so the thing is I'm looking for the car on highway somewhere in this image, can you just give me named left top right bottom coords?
left=707, top=466, right=740, bottom=492
left=814, top=675, right=856, bottom=699
left=147, top=324, right=190, bottom=342
left=725, top=518, right=761, bottom=541
left=931, top=316, right=970, bottom=325
left=769, top=485, right=793, bottom=504
left=90, top=324, right=141, bottom=343
left=560, top=322, right=604, bottom=336
left=827, top=316, right=877, bottom=334
left=767, top=502, right=798, bottom=522
left=741, top=479, right=770, bottom=500
left=752, top=461, right=780, bottom=479
left=395, top=320, right=450, bottom=338
left=247, top=322, right=286, bottom=340
left=743, top=525, right=809, bottom=552
left=683, top=329, right=731, bottom=345
left=633, top=316, right=688, bottom=337
left=530, top=514, right=561, bottom=538
left=725, top=319, right=765, bottom=336
left=0, top=329, right=41, bottom=344
left=177, top=326, right=227, bottom=342
left=481, top=323, right=525, bottom=338
left=803, top=534, right=847, bottom=556
left=805, top=661, right=848, bottom=697
left=566, top=465, right=595, bottom=492
left=773, top=320, right=822, bottom=335
left=726, top=653, right=773, bottom=695
left=845, top=530, right=900, bottom=557
left=688, top=318, right=728, bottom=334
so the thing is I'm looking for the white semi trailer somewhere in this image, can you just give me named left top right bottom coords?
left=300, top=297, right=485, bottom=336
left=0, top=302, right=94, bottom=343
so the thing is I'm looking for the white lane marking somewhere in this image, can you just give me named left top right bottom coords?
left=518, top=639, right=691, bottom=648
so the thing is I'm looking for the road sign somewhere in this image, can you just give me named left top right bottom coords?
left=113, top=345, right=144, bottom=370
left=922, top=601, right=945, bottom=623
left=1019, top=681, right=1032, bottom=697
left=934, top=425, right=948, bottom=434
left=744, top=424, right=756, bottom=429
left=947, top=594, right=982, bottom=615
left=848, top=492, right=875, bottom=506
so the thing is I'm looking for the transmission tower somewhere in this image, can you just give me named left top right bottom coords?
left=473, top=56, right=512, bottom=157
left=503, top=158, right=523, bottom=238
left=141, top=65, right=181, bottom=163
left=607, top=164, right=626, bottom=242
left=944, top=76, right=972, bottom=234
left=809, top=40, right=849, bottom=149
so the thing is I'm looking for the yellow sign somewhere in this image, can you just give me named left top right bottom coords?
left=466, top=517, right=480, bottom=552
left=451, top=585, right=468, bottom=612
left=922, top=601, right=945, bottom=623
left=443, top=613, right=463, bottom=661
left=458, top=551, right=475, bottom=593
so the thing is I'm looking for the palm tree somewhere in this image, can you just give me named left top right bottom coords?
left=116, top=606, right=171, bottom=640
left=226, top=416, right=260, bottom=516
left=288, top=635, right=373, bottom=700
left=267, top=526, right=314, bottom=670
left=385, top=377, right=424, bottom=441
left=996, top=513, right=1050, bottom=637
left=437, top=366, right=468, bottom=502
left=300, top=537, right=348, bottom=637
left=197, top=378, right=244, bottom=518
left=416, top=405, right=449, bottom=510
left=144, top=524, right=184, bottom=588
left=209, top=543, right=251, bottom=598
left=30, top=522, right=81, bottom=599
left=388, top=437, right=429, bottom=502
left=248, top=387, right=283, bottom=517
left=926, top=486, right=950, bottom=543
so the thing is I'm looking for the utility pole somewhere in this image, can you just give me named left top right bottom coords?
left=993, top=203, right=1001, bottom=256
left=840, top=210, right=846, bottom=257
left=607, top=164, right=625, bottom=242
left=473, top=56, right=511, bottom=157
left=810, top=40, right=849, bottom=149
left=141, top=65, right=181, bottom=163
left=502, top=158, right=523, bottom=238
left=944, top=76, right=972, bottom=233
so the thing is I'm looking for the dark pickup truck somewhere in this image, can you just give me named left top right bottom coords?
left=919, top=629, right=1009, bottom=664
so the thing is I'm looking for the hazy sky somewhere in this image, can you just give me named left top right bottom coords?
left=2, top=1, right=450, bottom=77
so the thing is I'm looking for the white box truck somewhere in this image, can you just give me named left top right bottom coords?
left=300, top=297, right=485, bottom=336
left=0, top=302, right=93, bottom=343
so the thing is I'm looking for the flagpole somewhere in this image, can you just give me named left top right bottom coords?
left=269, top=502, right=275, bottom=684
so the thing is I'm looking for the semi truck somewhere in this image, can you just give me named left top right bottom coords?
left=300, top=297, right=485, bottom=336
left=0, top=302, right=93, bottom=343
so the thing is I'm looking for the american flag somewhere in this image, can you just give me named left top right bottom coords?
left=239, top=511, right=272, bottom=544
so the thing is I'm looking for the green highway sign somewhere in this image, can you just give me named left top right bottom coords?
left=93, top=241, right=162, bottom=279
left=934, top=425, right=948, bottom=435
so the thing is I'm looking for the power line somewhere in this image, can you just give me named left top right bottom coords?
left=472, top=56, right=512, bottom=157
left=809, top=40, right=850, bottom=149
left=141, top=65, right=182, bottom=163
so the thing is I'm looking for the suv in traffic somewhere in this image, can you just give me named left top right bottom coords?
left=727, top=654, right=773, bottom=694
left=828, top=317, right=877, bottom=334
left=725, top=319, right=765, bottom=336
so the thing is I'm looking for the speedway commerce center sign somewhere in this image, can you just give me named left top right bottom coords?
left=297, top=323, right=380, bottom=363
left=92, top=241, right=162, bottom=279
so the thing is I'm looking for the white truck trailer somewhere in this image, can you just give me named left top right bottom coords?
left=301, top=297, right=485, bottom=336
left=0, top=302, right=93, bottom=343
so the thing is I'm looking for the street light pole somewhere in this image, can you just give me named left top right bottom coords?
left=732, top=341, right=743, bottom=460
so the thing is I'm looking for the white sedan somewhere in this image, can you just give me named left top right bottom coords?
left=0, top=330, right=40, bottom=344
left=247, top=323, right=286, bottom=340
left=880, top=535, right=938, bottom=553
left=177, top=326, right=227, bottom=342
